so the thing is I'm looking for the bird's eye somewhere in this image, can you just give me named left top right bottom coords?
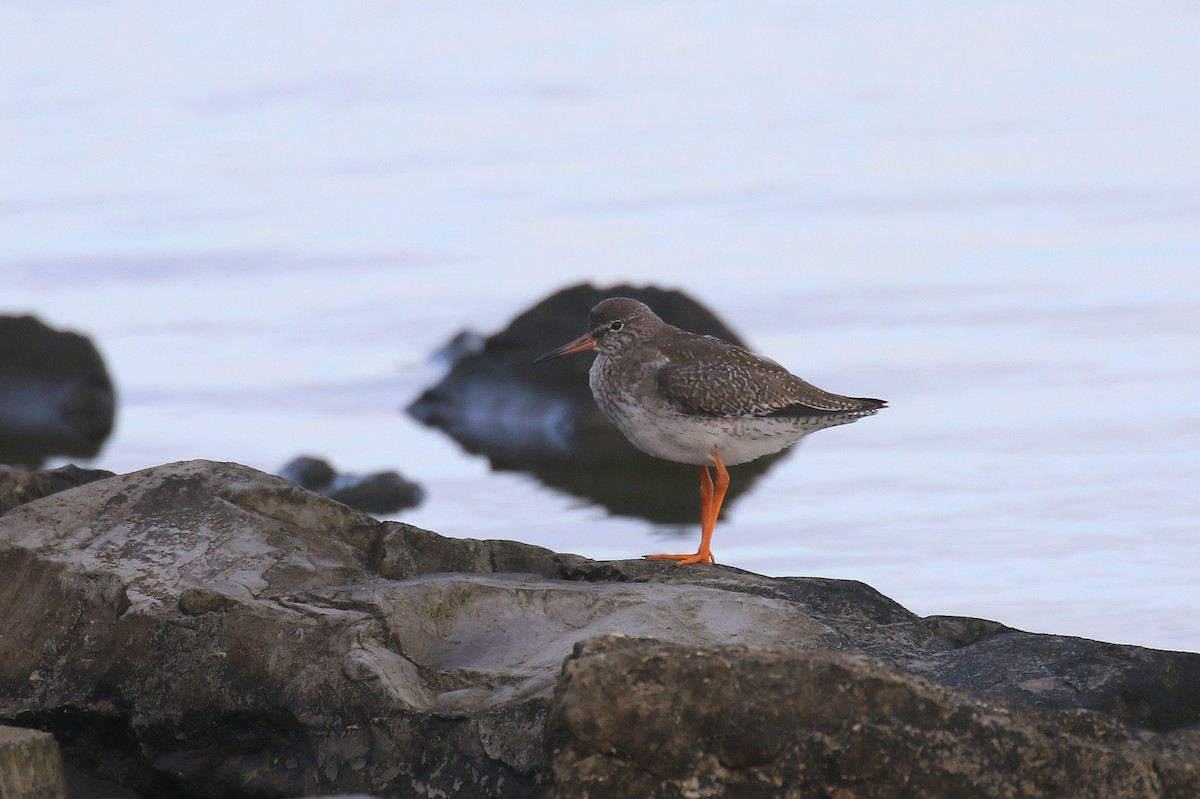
left=609, top=320, right=624, bottom=332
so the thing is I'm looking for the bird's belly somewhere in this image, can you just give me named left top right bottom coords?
left=600, top=399, right=816, bottom=466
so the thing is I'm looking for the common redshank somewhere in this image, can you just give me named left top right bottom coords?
left=534, top=297, right=885, bottom=565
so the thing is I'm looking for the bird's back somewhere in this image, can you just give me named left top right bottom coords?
left=652, top=330, right=884, bottom=420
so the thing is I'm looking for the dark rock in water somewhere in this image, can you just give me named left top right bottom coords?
left=546, top=638, right=1200, bottom=799
left=278, top=455, right=423, bottom=515
left=0, top=460, right=1196, bottom=798
left=278, top=455, right=338, bottom=490
left=430, top=329, right=486, bottom=367
left=408, top=283, right=785, bottom=524
left=0, top=464, right=115, bottom=515
left=0, top=316, right=116, bottom=468
left=326, top=471, right=424, bottom=515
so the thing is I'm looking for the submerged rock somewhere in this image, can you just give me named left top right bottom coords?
left=0, top=315, right=116, bottom=468
left=278, top=455, right=424, bottom=515
left=0, top=460, right=1196, bottom=798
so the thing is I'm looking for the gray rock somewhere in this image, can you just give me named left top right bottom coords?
left=545, top=637, right=1200, bottom=799
left=0, top=459, right=1196, bottom=799
left=0, top=460, right=540, bottom=799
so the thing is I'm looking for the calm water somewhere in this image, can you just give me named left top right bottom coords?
left=3, top=2, right=1198, bottom=651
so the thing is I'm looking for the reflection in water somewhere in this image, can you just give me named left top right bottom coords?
left=504, top=444, right=786, bottom=527
left=408, top=283, right=789, bottom=524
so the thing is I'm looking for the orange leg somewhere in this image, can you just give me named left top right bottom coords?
left=646, top=453, right=730, bottom=565
left=698, top=464, right=714, bottom=529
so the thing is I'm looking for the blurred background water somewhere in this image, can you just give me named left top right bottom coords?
left=2, top=1, right=1198, bottom=651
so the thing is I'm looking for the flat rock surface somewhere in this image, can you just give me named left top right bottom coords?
left=0, top=459, right=1197, bottom=798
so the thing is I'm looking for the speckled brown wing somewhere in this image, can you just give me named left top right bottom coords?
left=654, top=333, right=879, bottom=418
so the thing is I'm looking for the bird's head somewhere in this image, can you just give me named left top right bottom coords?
left=533, top=297, right=665, bottom=363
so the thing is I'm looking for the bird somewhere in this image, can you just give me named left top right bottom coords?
left=533, top=297, right=885, bottom=565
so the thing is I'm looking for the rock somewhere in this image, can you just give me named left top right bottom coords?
left=0, top=315, right=116, bottom=468
left=0, top=465, right=115, bottom=516
left=278, top=456, right=338, bottom=490
left=429, top=329, right=486, bottom=368
left=325, top=472, right=424, bottom=515
left=0, top=460, right=537, bottom=799
left=407, top=284, right=784, bottom=524
left=0, top=725, right=67, bottom=799
left=278, top=455, right=424, bottom=515
left=0, top=459, right=1197, bottom=799
left=62, top=764, right=142, bottom=799
left=545, top=637, right=1200, bottom=799
left=920, top=626, right=1200, bottom=731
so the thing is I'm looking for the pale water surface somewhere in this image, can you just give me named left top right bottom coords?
left=2, top=2, right=1198, bottom=650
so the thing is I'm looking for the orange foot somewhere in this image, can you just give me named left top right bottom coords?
left=644, top=550, right=716, bottom=566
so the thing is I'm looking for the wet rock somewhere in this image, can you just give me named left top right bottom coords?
left=278, top=455, right=423, bottom=515
left=430, top=329, right=486, bottom=368
left=0, top=316, right=116, bottom=468
left=0, top=464, right=115, bottom=516
left=545, top=638, right=1200, bottom=799
left=0, top=459, right=1197, bottom=799
left=408, top=284, right=783, bottom=524
left=278, top=455, right=337, bottom=490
